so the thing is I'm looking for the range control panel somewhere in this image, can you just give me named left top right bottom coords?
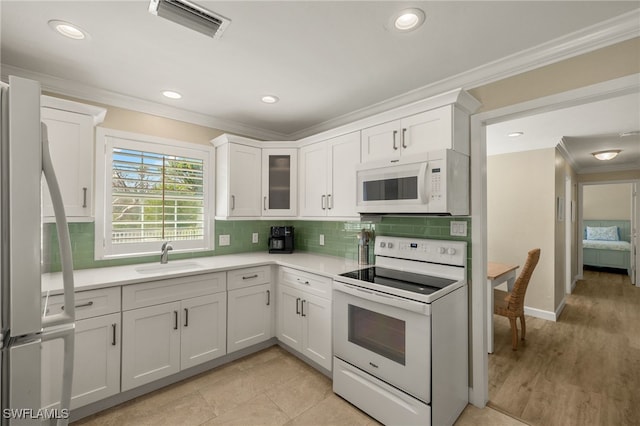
left=374, top=236, right=467, bottom=267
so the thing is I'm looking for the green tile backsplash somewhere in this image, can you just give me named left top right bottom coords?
left=43, top=217, right=471, bottom=273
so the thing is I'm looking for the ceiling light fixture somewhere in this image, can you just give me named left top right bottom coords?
left=591, top=150, right=621, bottom=161
left=261, top=95, right=279, bottom=104
left=508, top=132, right=524, bottom=138
left=48, top=20, right=88, bottom=40
left=162, top=90, right=182, bottom=99
left=393, top=8, right=425, bottom=31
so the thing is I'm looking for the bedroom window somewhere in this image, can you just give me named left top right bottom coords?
left=95, top=128, right=214, bottom=259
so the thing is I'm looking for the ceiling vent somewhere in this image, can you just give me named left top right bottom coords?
left=148, top=0, right=230, bottom=39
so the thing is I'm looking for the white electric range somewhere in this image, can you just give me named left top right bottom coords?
left=332, top=236, right=469, bottom=426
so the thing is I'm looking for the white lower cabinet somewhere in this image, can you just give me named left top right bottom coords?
left=227, top=283, right=274, bottom=353
left=41, top=287, right=121, bottom=410
left=276, top=268, right=332, bottom=371
left=121, top=273, right=227, bottom=391
left=121, top=302, right=181, bottom=391
left=180, top=293, right=227, bottom=370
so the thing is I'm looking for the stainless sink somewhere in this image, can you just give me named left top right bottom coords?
left=135, top=261, right=203, bottom=274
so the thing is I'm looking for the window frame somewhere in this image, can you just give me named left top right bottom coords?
left=95, top=128, right=215, bottom=260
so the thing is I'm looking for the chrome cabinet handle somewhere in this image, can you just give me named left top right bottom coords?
left=296, top=297, right=301, bottom=315
left=82, top=187, right=87, bottom=208
left=111, top=323, right=117, bottom=346
left=62, top=301, right=93, bottom=310
left=327, top=194, right=332, bottom=210
left=184, top=308, right=189, bottom=327
left=321, top=194, right=326, bottom=210
left=173, top=311, right=178, bottom=330
left=401, top=128, right=407, bottom=148
left=301, top=300, right=306, bottom=317
left=242, top=274, right=258, bottom=280
left=392, top=130, right=398, bottom=150
left=263, top=196, right=267, bottom=211
left=296, top=278, right=310, bottom=285
left=231, top=195, right=236, bottom=210
left=266, top=290, right=271, bottom=306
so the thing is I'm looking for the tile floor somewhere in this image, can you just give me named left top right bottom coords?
left=73, top=345, right=525, bottom=425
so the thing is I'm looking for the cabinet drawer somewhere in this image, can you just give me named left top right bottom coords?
left=227, top=265, right=271, bottom=290
left=122, top=272, right=226, bottom=311
left=279, top=267, right=331, bottom=299
left=43, top=287, right=120, bottom=321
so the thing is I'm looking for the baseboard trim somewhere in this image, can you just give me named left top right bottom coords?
left=524, top=305, right=558, bottom=322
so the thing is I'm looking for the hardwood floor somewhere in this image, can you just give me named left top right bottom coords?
left=489, top=269, right=640, bottom=426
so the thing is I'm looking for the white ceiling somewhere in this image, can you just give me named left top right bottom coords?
left=487, top=92, right=640, bottom=173
left=1, top=1, right=639, bottom=172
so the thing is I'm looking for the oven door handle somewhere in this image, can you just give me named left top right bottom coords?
left=333, top=281, right=431, bottom=315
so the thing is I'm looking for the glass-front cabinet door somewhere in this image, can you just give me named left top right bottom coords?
left=261, top=148, right=297, bottom=216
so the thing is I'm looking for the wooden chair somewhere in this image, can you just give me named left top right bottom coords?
left=494, top=248, right=541, bottom=351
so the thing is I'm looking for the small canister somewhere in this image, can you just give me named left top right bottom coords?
left=357, top=229, right=372, bottom=265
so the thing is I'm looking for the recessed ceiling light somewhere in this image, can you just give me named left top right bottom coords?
left=261, top=95, right=279, bottom=104
left=162, top=90, right=182, bottom=99
left=48, top=20, right=88, bottom=40
left=393, top=8, right=425, bottom=31
left=508, top=132, right=524, bottom=138
left=591, top=150, right=621, bottom=161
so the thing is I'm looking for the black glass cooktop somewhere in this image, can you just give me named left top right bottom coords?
left=339, top=266, right=456, bottom=295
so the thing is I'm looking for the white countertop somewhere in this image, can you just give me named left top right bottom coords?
left=41, top=252, right=362, bottom=295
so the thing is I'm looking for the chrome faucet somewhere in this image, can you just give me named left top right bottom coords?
left=160, top=241, right=173, bottom=264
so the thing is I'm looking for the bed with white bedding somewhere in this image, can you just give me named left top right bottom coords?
left=583, top=220, right=631, bottom=275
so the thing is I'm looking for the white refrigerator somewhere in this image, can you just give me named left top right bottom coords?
left=1, top=76, right=76, bottom=425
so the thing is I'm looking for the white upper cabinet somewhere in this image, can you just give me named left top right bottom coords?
left=213, top=134, right=298, bottom=219
left=361, top=105, right=470, bottom=164
left=41, top=97, right=106, bottom=221
left=299, top=131, right=360, bottom=218
left=215, top=141, right=262, bottom=218
left=262, top=148, right=297, bottom=216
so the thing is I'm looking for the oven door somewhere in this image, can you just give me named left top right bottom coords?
left=333, top=280, right=431, bottom=403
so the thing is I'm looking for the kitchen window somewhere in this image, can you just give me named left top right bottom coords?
left=95, top=128, right=214, bottom=259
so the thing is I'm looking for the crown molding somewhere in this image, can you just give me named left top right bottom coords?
left=2, top=9, right=638, bottom=142
left=289, top=9, right=640, bottom=140
left=0, top=64, right=288, bottom=141
left=557, top=138, right=579, bottom=171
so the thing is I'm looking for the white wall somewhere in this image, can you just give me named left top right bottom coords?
left=583, top=183, right=632, bottom=220
left=487, top=148, right=556, bottom=313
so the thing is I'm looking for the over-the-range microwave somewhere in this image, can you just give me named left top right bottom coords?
left=356, top=149, right=469, bottom=215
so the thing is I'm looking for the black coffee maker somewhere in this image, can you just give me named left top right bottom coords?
left=268, top=226, right=294, bottom=254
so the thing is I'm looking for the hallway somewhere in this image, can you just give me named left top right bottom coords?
left=489, top=269, right=640, bottom=425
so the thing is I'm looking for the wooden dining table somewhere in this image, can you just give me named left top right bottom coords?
left=487, top=262, right=519, bottom=353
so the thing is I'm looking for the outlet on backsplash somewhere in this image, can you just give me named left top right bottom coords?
left=252, top=233, right=259, bottom=243
left=219, top=235, right=230, bottom=246
left=319, top=234, right=325, bottom=246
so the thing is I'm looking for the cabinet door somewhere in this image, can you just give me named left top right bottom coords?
left=41, top=313, right=121, bottom=410
left=121, top=302, right=180, bottom=391
left=361, top=120, right=401, bottom=163
left=276, top=285, right=303, bottom=351
left=262, top=149, right=297, bottom=216
left=180, top=293, right=227, bottom=370
left=227, top=283, right=273, bottom=353
left=400, top=106, right=452, bottom=156
left=228, top=144, right=262, bottom=217
left=41, top=107, right=94, bottom=218
left=327, top=132, right=361, bottom=217
left=300, top=293, right=332, bottom=371
left=298, top=143, right=328, bottom=217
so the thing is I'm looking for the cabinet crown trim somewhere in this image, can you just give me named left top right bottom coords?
left=42, top=95, right=107, bottom=126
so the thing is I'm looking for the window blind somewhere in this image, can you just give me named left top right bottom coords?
left=111, top=147, right=204, bottom=244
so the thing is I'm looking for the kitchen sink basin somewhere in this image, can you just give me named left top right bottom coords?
left=135, top=261, right=203, bottom=274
